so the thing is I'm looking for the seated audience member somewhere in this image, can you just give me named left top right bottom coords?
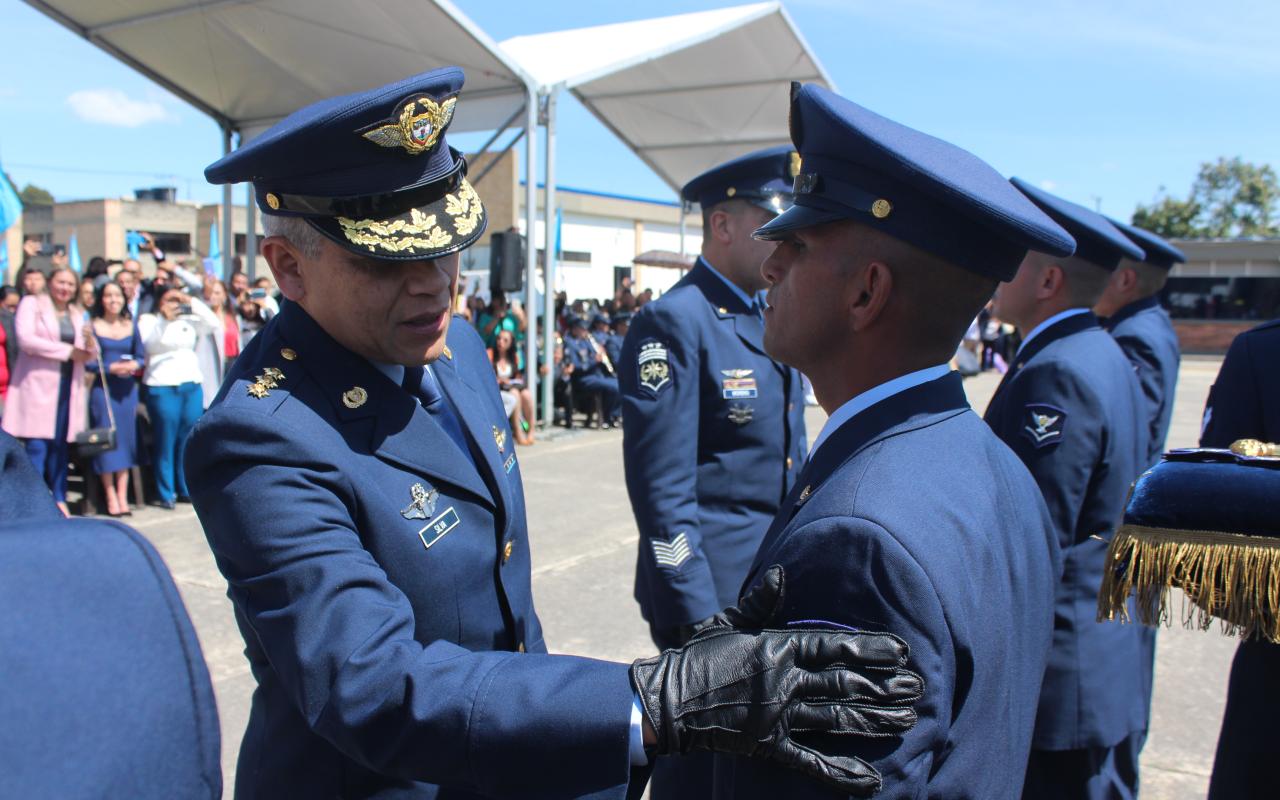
left=138, top=288, right=220, bottom=509
left=564, top=315, right=621, bottom=427
left=2, top=267, right=94, bottom=516
left=489, top=328, right=535, bottom=446
left=477, top=290, right=526, bottom=349
left=0, top=514, right=221, bottom=799
left=606, top=312, right=630, bottom=368
left=86, top=281, right=146, bottom=516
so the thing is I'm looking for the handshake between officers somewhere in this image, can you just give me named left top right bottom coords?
left=191, top=68, right=922, bottom=800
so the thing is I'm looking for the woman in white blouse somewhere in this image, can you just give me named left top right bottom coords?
left=138, top=287, right=220, bottom=509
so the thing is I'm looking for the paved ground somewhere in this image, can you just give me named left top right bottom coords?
left=131, top=357, right=1234, bottom=797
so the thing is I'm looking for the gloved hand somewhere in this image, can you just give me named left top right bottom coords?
left=630, top=565, right=923, bottom=796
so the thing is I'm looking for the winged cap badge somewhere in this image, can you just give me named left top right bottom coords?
left=362, top=95, right=458, bottom=155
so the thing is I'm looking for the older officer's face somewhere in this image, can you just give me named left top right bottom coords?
left=301, top=238, right=458, bottom=366
left=759, top=221, right=858, bottom=373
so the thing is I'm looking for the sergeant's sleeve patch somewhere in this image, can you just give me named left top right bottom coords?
left=1022, top=403, right=1066, bottom=448
left=637, top=339, right=672, bottom=396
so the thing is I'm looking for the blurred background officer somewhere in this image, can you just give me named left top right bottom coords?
left=605, top=311, right=630, bottom=370
left=1094, top=219, right=1186, bottom=776
left=193, top=68, right=922, bottom=800
left=1202, top=318, right=1280, bottom=800
left=565, top=314, right=621, bottom=427
left=989, top=179, right=1149, bottom=800
left=619, top=145, right=807, bottom=798
left=0, top=429, right=221, bottom=799
left=724, top=83, right=1071, bottom=799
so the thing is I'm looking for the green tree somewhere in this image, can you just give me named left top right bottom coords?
left=19, top=182, right=53, bottom=207
left=1132, top=157, right=1278, bottom=239
left=1190, top=157, right=1277, bottom=237
left=1131, top=192, right=1200, bottom=239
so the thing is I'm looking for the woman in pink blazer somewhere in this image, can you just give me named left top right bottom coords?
left=1, top=268, right=95, bottom=515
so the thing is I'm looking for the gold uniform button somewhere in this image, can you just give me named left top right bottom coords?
left=786, top=457, right=793, bottom=469
left=502, top=540, right=514, bottom=564
left=517, top=642, right=525, bottom=653
left=718, top=307, right=728, bottom=315
left=871, top=198, right=893, bottom=219
left=281, top=348, right=298, bottom=361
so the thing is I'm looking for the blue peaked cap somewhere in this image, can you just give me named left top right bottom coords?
left=681, top=145, right=797, bottom=216
left=754, top=83, right=1075, bottom=282
left=1010, top=178, right=1143, bottom=270
left=1107, top=218, right=1186, bottom=269
left=205, top=67, right=486, bottom=262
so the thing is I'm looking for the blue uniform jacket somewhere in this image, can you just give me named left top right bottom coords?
left=1104, top=295, right=1181, bottom=467
left=1200, top=318, right=1280, bottom=800
left=1201, top=318, right=1280, bottom=447
left=714, top=373, right=1058, bottom=799
left=0, top=429, right=60, bottom=520
left=619, top=259, right=806, bottom=629
left=186, top=301, right=636, bottom=799
left=565, top=333, right=612, bottom=378
left=0, top=517, right=221, bottom=799
left=984, top=312, right=1149, bottom=751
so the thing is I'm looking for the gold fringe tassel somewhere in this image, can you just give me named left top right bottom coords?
left=1097, top=524, right=1280, bottom=643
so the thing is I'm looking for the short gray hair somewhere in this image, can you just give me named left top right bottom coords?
left=260, top=214, right=326, bottom=260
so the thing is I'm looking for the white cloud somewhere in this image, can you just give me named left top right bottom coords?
left=66, top=88, right=175, bottom=127
left=1039, top=179, right=1058, bottom=191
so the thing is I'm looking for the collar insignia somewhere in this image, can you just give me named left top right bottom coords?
left=342, top=386, right=369, bottom=409
left=401, top=482, right=439, bottom=520
left=361, top=95, right=458, bottom=155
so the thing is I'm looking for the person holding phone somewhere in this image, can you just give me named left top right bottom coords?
left=86, top=280, right=146, bottom=516
left=138, top=287, right=219, bottom=508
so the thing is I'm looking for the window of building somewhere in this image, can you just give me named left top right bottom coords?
left=150, top=233, right=191, bottom=256
left=1163, top=277, right=1280, bottom=321
left=537, top=249, right=591, bottom=266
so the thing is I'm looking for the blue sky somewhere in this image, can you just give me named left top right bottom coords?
left=1, top=0, right=1277, bottom=221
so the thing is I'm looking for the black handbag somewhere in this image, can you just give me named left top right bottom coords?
left=73, top=334, right=118, bottom=459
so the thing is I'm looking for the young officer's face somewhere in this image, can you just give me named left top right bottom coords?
left=302, top=238, right=459, bottom=366
left=759, top=221, right=858, bottom=374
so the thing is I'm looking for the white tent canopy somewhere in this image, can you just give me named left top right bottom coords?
left=24, top=0, right=533, bottom=139
left=501, top=2, right=834, bottom=192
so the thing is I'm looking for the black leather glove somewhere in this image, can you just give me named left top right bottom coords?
left=630, top=565, right=923, bottom=796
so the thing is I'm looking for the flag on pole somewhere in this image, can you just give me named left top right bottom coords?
left=68, top=230, right=82, bottom=274
left=203, top=222, right=221, bottom=278
left=0, top=163, right=22, bottom=279
left=126, top=230, right=147, bottom=259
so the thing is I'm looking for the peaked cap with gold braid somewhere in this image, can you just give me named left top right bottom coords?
left=204, top=67, right=486, bottom=262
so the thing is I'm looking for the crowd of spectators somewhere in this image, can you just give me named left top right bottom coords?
left=1, top=235, right=669, bottom=511
left=0, top=235, right=279, bottom=516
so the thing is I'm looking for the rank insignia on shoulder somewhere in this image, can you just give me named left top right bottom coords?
left=401, top=482, right=439, bottom=520
left=247, top=382, right=270, bottom=399
left=1023, top=403, right=1066, bottom=448
left=637, top=339, right=672, bottom=395
left=728, top=402, right=754, bottom=425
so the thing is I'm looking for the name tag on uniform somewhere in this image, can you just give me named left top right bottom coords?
left=722, top=377, right=758, bottom=399
left=418, top=507, right=461, bottom=549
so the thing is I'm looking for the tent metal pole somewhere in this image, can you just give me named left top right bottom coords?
left=523, top=87, right=539, bottom=421
left=245, top=182, right=256, bottom=281
left=221, top=126, right=234, bottom=280
left=678, top=201, right=688, bottom=277
left=540, top=88, right=558, bottom=429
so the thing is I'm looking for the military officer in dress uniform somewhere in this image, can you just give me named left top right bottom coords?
left=1093, top=219, right=1185, bottom=776
left=189, top=68, right=923, bottom=800
left=717, top=83, right=1070, bottom=799
left=1201, top=318, right=1280, bottom=800
left=619, top=146, right=808, bottom=798
left=987, top=178, right=1149, bottom=799
left=565, top=315, right=621, bottom=426
left=605, top=312, right=630, bottom=369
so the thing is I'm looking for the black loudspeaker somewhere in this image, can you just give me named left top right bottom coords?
left=489, top=230, right=525, bottom=293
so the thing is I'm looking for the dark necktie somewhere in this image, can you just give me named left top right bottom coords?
left=404, top=365, right=475, bottom=467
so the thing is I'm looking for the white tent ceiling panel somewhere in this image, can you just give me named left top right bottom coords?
left=500, top=2, right=832, bottom=192
left=27, top=0, right=531, bottom=136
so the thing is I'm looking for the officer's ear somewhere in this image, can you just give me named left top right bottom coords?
left=708, top=207, right=735, bottom=245
left=1036, top=261, right=1064, bottom=302
left=849, top=259, right=893, bottom=333
left=261, top=236, right=306, bottom=302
